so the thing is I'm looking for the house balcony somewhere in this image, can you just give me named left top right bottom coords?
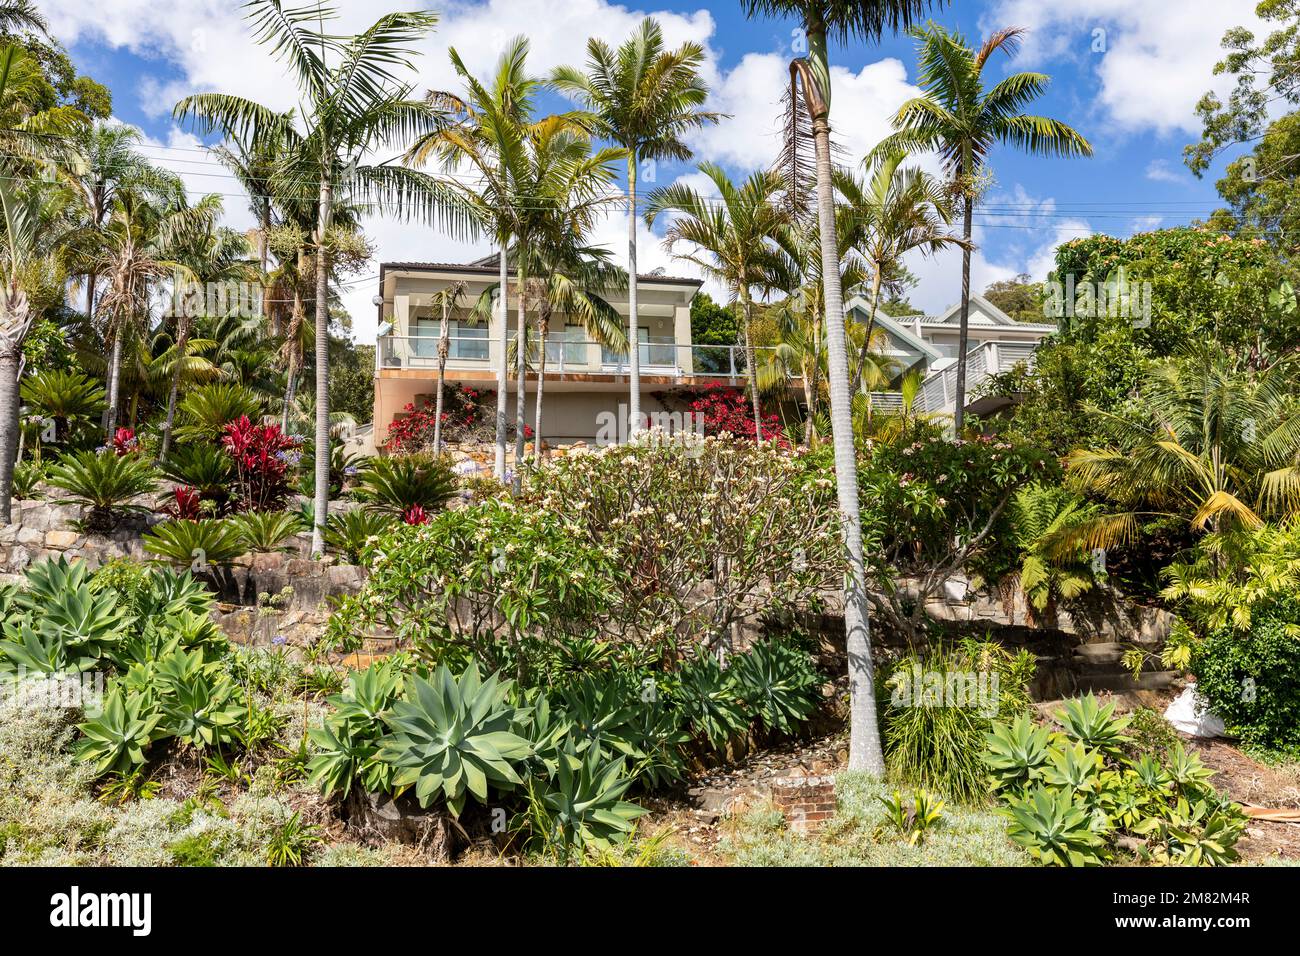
left=376, top=333, right=763, bottom=389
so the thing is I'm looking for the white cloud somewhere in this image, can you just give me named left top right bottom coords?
left=1145, top=159, right=1189, bottom=185
left=983, top=0, right=1266, bottom=137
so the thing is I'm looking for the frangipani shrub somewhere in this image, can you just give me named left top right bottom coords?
left=525, top=433, right=842, bottom=649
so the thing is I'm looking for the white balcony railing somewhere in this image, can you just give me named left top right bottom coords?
left=377, top=333, right=761, bottom=380
left=870, top=340, right=1038, bottom=417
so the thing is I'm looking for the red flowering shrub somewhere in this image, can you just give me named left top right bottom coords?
left=162, top=486, right=204, bottom=520
left=402, top=504, right=430, bottom=526
left=112, top=427, right=140, bottom=456
left=385, top=385, right=495, bottom=452
left=682, top=384, right=783, bottom=443
left=220, top=415, right=301, bottom=512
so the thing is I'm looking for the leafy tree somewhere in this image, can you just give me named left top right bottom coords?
left=690, top=291, right=739, bottom=345
left=984, top=273, right=1047, bottom=323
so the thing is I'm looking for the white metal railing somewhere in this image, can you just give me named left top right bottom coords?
left=377, top=333, right=761, bottom=380
left=871, top=340, right=1038, bottom=416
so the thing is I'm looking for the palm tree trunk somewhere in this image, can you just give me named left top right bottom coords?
left=0, top=341, right=20, bottom=524
left=953, top=193, right=973, bottom=432
left=84, top=272, right=95, bottom=321
left=494, top=244, right=509, bottom=481
left=627, top=156, right=641, bottom=438
left=738, top=290, right=763, bottom=445
left=105, top=324, right=124, bottom=438
left=281, top=361, right=297, bottom=434
left=808, top=69, right=884, bottom=775
left=849, top=269, right=884, bottom=397
left=282, top=251, right=305, bottom=431
left=160, top=313, right=191, bottom=462
left=533, top=309, right=549, bottom=464
left=512, top=271, right=528, bottom=489
left=433, top=295, right=449, bottom=455
left=310, top=176, right=333, bottom=556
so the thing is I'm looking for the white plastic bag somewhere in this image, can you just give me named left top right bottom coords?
left=1163, top=685, right=1226, bottom=738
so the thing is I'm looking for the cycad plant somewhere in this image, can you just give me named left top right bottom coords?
left=873, top=22, right=1091, bottom=429
left=1063, top=348, right=1300, bottom=553
left=20, top=369, right=107, bottom=452
left=47, top=449, right=158, bottom=533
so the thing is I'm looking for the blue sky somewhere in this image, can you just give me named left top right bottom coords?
left=38, top=0, right=1261, bottom=336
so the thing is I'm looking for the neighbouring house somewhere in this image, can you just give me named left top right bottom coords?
left=373, top=255, right=757, bottom=447
left=851, top=293, right=1057, bottom=418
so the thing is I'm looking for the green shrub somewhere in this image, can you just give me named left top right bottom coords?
left=524, top=746, right=646, bottom=859
left=1191, top=598, right=1300, bottom=749
left=670, top=651, right=747, bottom=753
left=158, top=445, right=234, bottom=508
left=12, top=459, right=45, bottom=499
left=882, top=640, right=1035, bottom=803
left=323, top=508, right=394, bottom=563
left=355, top=453, right=456, bottom=517
left=47, top=450, right=158, bottom=533
left=730, top=638, right=820, bottom=737
left=228, top=511, right=303, bottom=554
left=74, top=689, right=162, bottom=776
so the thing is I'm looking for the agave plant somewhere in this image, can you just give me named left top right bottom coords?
left=46, top=450, right=159, bottom=533
left=228, top=511, right=303, bottom=554
left=143, top=519, right=247, bottom=570
left=377, top=663, right=532, bottom=815
left=355, top=454, right=456, bottom=518
left=154, top=650, right=245, bottom=750
left=324, top=509, right=395, bottom=563
left=0, top=622, right=98, bottom=677
left=984, top=714, right=1054, bottom=793
left=999, top=784, right=1109, bottom=867
left=671, top=651, right=748, bottom=753
left=536, top=744, right=646, bottom=855
left=75, top=688, right=163, bottom=776
left=730, top=640, right=820, bottom=736
left=1055, top=694, right=1132, bottom=760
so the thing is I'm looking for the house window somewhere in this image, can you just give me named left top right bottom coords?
left=604, top=328, right=675, bottom=367
left=449, top=320, right=488, bottom=360
left=410, top=317, right=488, bottom=360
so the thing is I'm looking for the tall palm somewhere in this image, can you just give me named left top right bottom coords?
left=90, top=180, right=215, bottom=438
left=406, top=37, right=542, bottom=483
left=740, top=0, right=943, bottom=775
left=430, top=279, right=467, bottom=455
left=525, top=244, right=627, bottom=462
left=645, top=162, right=793, bottom=443
left=176, top=1, right=473, bottom=553
left=873, top=23, right=1091, bottom=430
left=160, top=219, right=252, bottom=460
left=0, top=178, right=68, bottom=522
left=552, top=18, right=721, bottom=436
left=836, top=153, right=965, bottom=396
left=65, top=122, right=154, bottom=321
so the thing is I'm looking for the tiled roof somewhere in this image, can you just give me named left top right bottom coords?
left=382, top=257, right=702, bottom=286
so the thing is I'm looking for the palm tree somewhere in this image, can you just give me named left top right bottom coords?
left=160, top=217, right=252, bottom=459
left=89, top=179, right=215, bottom=438
left=645, top=162, right=793, bottom=444
left=835, top=153, right=965, bottom=396
left=176, top=1, right=473, bottom=554
left=552, top=18, right=721, bottom=436
left=740, top=0, right=943, bottom=775
left=430, top=279, right=467, bottom=455
left=873, top=23, right=1091, bottom=430
left=0, top=178, right=68, bottom=522
left=1063, top=348, right=1300, bottom=552
left=65, top=122, right=154, bottom=321
left=406, top=37, right=541, bottom=483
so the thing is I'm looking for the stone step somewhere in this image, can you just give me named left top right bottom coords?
left=1070, top=670, right=1179, bottom=693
